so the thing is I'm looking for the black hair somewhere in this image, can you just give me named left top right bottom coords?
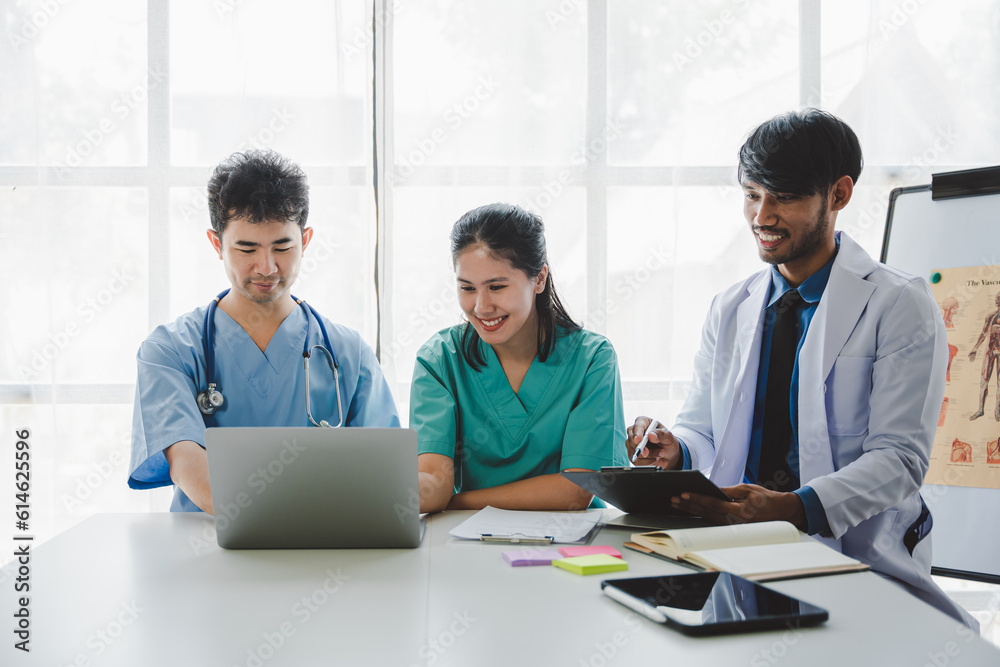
left=450, top=203, right=581, bottom=370
left=738, top=108, right=863, bottom=196
left=207, top=149, right=310, bottom=235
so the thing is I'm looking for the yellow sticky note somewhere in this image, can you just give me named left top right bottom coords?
left=552, top=554, right=629, bottom=576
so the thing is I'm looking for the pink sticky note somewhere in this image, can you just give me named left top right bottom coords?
left=502, top=549, right=561, bottom=567
left=558, top=545, right=623, bottom=559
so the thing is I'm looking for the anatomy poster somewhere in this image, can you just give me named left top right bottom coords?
left=927, top=265, right=1000, bottom=490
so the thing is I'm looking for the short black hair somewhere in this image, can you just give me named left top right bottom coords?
left=450, top=203, right=580, bottom=370
left=207, top=150, right=310, bottom=235
left=738, top=108, right=863, bottom=196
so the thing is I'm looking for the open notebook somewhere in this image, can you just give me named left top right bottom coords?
left=626, top=521, right=869, bottom=582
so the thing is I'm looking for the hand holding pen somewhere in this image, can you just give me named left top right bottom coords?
left=626, top=416, right=683, bottom=470
left=630, top=419, right=659, bottom=464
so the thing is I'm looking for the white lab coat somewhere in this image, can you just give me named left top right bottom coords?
left=672, top=231, right=975, bottom=628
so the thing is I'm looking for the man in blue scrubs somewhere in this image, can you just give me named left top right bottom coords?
left=629, top=109, right=976, bottom=629
left=128, top=150, right=399, bottom=513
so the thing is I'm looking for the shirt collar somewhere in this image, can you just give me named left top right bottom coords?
left=766, top=235, right=840, bottom=308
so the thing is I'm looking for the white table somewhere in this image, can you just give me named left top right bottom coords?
left=2, top=511, right=998, bottom=666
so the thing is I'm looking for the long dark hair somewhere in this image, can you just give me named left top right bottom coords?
left=450, top=203, right=580, bottom=371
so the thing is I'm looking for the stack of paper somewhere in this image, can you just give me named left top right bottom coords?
left=449, top=506, right=604, bottom=543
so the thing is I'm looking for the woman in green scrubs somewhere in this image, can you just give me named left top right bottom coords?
left=412, top=203, right=628, bottom=513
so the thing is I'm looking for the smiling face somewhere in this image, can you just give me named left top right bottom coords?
left=742, top=178, right=845, bottom=286
left=208, top=215, right=313, bottom=309
left=455, top=245, right=547, bottom=358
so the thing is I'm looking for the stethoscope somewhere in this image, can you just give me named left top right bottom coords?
left=197, top=288, right=345, bottom=428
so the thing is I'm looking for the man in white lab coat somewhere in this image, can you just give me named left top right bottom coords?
left=629, top=109, right=976, bottom=629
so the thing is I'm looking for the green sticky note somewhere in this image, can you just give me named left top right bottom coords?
left=552, top=554, right=629, bottom=576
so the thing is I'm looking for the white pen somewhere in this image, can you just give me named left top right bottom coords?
left=630, top=419, right=659, bottom=464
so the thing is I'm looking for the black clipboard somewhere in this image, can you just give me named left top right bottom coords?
left=561, top=468, right=729, bottom=516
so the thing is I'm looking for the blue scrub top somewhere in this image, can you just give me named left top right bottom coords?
left=409, top=325, right=628, bottom=494
left=129, top=302, right=400, bottom=511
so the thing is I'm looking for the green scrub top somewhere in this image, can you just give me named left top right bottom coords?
left=409, top=325, right=628, bottom=493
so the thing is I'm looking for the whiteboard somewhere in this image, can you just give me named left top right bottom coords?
left=882, top=180, right=1000, bottom=583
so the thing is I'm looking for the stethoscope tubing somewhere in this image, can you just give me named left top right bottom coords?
left=200, top=288, right=344, bottom=427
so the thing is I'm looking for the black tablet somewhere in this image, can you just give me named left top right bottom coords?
left=601, top=573, right=829, bottom=636
left=561, top=468, right=729, bottom=516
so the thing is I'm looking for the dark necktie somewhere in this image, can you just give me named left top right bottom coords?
left=758, top=289, right=804, bottom=492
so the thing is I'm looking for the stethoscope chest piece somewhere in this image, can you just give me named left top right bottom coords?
left=197, top=382, right=225, bottom=415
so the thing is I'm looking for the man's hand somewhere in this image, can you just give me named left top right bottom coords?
left=626, top=416, right=683, bottom=470
left=671, top=484, right=808, bottom=531
left=164, top=441, right=214, bottom=514
left=969, top=350, right=978, bottom=362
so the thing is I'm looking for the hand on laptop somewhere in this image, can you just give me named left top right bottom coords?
left=164, top=440, right=214, bottom=514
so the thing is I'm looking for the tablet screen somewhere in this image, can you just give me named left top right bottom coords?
left=601, top=573, right=828, bottom=636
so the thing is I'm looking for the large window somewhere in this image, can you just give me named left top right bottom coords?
left=0, top=0, right=377, bottom=539
left=381, top=0, right=1000, bottom=428
left=2, top=0, right=999, bottom=552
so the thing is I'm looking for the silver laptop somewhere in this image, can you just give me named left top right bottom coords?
left=205, top=427, right=423, bottom=549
